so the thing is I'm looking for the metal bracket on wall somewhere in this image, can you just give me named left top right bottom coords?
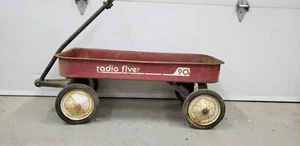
left=75, top=0, right=88, bottom=15
left=236, top=0, right=250, bottom=22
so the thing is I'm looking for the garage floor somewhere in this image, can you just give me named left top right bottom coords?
left=0, top=96, right=299, bottom=146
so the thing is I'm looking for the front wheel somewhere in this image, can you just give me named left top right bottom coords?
left=55, top=84, right=99, bottom=125
left=182, top=89, right=225, bottom=129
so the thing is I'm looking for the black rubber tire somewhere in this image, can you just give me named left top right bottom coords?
left=182, top=89, right=226, bottom=129
left=175, top=83, right=208, bottom=102
left=69, top=78, right=98, bottom=91
left=55, top=84, right=100, bottom=125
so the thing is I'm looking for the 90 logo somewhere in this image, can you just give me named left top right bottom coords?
left=173, top=67, right=191, bottom=76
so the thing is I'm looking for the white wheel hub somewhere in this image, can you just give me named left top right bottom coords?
left=61, top=90, right=95, bottom=120
left=188, top=95, right=221, bottom=126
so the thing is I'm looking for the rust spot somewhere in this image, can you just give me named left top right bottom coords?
left=74, top=104, right=81, bottom=110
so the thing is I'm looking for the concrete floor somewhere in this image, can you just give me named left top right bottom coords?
left=0, top=96, right=299, bottom=146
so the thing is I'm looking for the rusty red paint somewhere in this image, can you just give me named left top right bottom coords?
left=56, top=48, right=224, bottom=83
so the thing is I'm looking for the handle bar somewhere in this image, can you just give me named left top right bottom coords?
left=35, top=0, right=114, bottom=87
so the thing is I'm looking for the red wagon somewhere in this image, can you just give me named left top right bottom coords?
left=35, top=0, right=226, bottom=129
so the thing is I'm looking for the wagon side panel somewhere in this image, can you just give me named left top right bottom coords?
left=58, top=59, right=221, bottom=83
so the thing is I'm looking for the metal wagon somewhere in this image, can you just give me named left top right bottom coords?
left=35, top=0, right=226, bottom=129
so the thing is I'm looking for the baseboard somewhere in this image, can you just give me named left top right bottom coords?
left=225, top=95, right=300, bottom=102
left=0, top=90, right=299, bottom=102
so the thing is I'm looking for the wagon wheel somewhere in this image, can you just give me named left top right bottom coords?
left=69, top=78, right=98, bottom=91
left=182, top=89, right=225, bottom=129
left=55, top=84, right=99, bottom=125
left=175, top=83, right=207, bottom=102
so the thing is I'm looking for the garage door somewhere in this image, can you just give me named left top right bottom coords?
left=0, top=0, right=299, bottom=102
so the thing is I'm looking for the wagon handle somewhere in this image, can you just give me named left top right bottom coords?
left=35, top=0, right=115, bottom=87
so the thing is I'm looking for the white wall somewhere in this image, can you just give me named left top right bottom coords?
left=0, top=0, right=300, bottom=102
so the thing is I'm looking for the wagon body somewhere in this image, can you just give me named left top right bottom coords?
left=35, top=1, right=227, bottom=129
left=55, top=48, right=224, bottom=83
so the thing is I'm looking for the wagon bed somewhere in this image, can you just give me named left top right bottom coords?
left=56, top=48, right=224, bottom=83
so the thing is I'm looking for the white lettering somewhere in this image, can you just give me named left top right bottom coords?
left=97, top=65, right=140, bottom=74
left=97, top=65, right=190, bottom=77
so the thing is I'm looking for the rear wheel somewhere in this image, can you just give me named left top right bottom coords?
left=55, top=84, right=99, bottom=125
left=182, top=89, right=225, bottom=129
left=175, top=83, right=207, bottom=102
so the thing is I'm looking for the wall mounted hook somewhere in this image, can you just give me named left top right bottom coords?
left=75, top=0, right=88, bottom=15
left=236, top=0, right=250, bottom=22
